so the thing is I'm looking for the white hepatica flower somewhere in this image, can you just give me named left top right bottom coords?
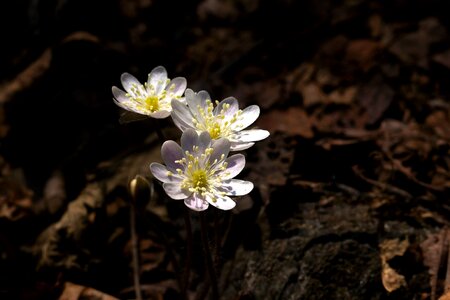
left=112, top=66, right=187, bottom=119
left=171, top=89, right=270, bottom=151
left=150, top=129, right=253, bottom=211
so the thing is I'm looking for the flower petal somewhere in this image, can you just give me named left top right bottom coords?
left=166, top=77, right=187, bottom=97
left=163, top=183, right=190, bottom=200
left=148, top=66, right=168, bottom=89
left=230, top=129, right=270, bottom=143
left=184, top=194, right=209, bottom=211
left=181, top=129, right=199, bottom=152
left=230, top=142, right=255, bottom=151
left=161, top=141, right=184, bottom=172
left=150, top=163, right=182, bottom=183
left=172, top=112, right=193, bottom=131
left=219, top=179, right=254, bottom=196
left=210, top=138, right=230, bottom=164
left=206, top=194, right=236, bottom=210
left=113, top=98, right=146, bottom=115
left=214, top=97, right=239, bottom=119
left=232, top=105, right=260, bottom=130
left=186, top=89, right=210, bottom=119
left=171, top=100, right=194, bottom=128
left=198, top=131, right=212, bottom=153
left=121, top=73, right=142, bottom=95
left=218, top=154, right=245, bottom=180
left=149, top=110, right=171, bottom=119
left=112, top=86, right=128, bottom=103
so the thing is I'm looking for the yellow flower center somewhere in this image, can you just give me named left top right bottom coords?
left=208, top=123, right=222, bottom=139
left=192, top=100, right=243, bottom=140
left=192, top=170, right=208, bottom=189
left=145, top=95, right=160, bottom=112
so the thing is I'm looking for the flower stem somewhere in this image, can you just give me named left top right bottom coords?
left=182, top=207, right=193, bottom=299
left=152, top=118, right=166, bottom=143
left=130, top=201, right=143, bottom=300
left=200, top=213, right=219, bottom=299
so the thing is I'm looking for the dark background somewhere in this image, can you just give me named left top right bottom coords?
left=0, top=0, right=449, bottom=299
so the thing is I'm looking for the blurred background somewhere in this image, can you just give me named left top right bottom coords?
left=0, top=0, right=450, bottom=299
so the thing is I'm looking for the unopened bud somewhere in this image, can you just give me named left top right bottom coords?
left=129, top=175, right=152, bottom=208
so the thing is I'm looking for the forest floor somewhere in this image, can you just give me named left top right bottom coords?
left=0, top=0, right=449, bottom=299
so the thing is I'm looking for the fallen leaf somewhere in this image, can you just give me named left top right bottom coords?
left=380, top=238, right=409, bottom=292
left=328, top=86, right=358, bottom=105
left=345, top=39, right=380, bottom=71
left=301, top=83, right=327, bottom=107
left=357, top=76, right=394, bottom=125
left=421, top=229, right=450, bottom=300
left=257, top=107, right=313, bottom=138
left=59, top=282, right=119, bottom=300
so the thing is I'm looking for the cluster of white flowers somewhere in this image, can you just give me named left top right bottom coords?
left=113, top=66, right=269, bottom=211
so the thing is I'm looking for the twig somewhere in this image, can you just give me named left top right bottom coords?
left=353, top=166, right=413, bottom=199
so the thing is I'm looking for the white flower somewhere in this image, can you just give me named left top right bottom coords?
left=171, top=89, right=270, bottom=151
left=112, top=66, right=187, bottom=119
left=150, top=129, right=253, bottom=211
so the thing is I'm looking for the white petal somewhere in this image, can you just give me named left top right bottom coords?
left=112, top=86, right=128, bottom=103
left=206, top=194, right=236, bottom=210
left=218, top=154, right=245, bottom=180
left=184, top=194, right=209, bottom=211
left=113, top=97, right=131, bottom=111
left=232, top=105, right=260, bottom=130
left=230, top=142, right=255, bottom=151
left=171, top=100, right=194, bottom=128
left=198, top=131, right=212, bottom=153
left=163, top=183, right=190, bottom=200
left=211, top=138, right=230, bottom=164
left=161, top=141, right=184, bottom=172
left=181, top=129, right=199, bottom=152
left=220, top=179, right=253, bottom=196
left=166, top=77, right=187, bottom=97
left=121, top=73, right=142, bottom=95
left=186, top=89, right=210, bottom=120
left=214, top=97, right=239, bottom=119
left=148, top=66, right=168, bottom=89
left=150, top=163, right=182, bottom=183
left=230, top=129, right=270, bottom=143
left=149, top=110, right=171, bottom=119
left=113, top=98, right=147, bottom=115
left=171, top=112, right=193, bottom=131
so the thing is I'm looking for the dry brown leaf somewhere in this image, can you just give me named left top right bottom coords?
left=0, top=171, right=33, bottom=221
left=440, top=292, right=450, bottom=300
left=301, top=83, right=327, bottom=107
left=345, top=39, right=380, bottom=71
left=380, top=238, right=409, bottom=292
left=389, top=17, right=446, bottom=68
left=381, top=266, right=407, bottom=293
left=357, top=77, right=394, bottom=125
left=138, top=239, right=166, bottom=272
left=421, top=229, right=450, bottom=300
left=328, top=86, right=358, bottom=105
left=257, top=107, right=313, bottom=138
left=59, top=282, right=119, bottom=300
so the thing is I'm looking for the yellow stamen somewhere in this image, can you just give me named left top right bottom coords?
left=145, top=95, right=160, bottom=112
